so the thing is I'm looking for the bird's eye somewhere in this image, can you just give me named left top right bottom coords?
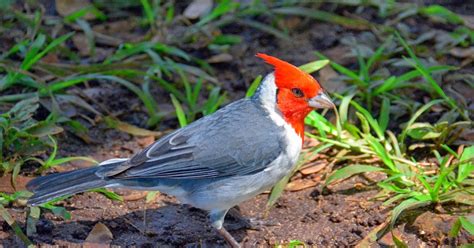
left=291, top=88, right=304, bottom=98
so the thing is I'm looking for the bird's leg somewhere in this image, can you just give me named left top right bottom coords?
left=226, top=207, right=280, bottom=231
left=210, top=209, right=241, bottom=248
left=216, top=226, right=241, bottom=248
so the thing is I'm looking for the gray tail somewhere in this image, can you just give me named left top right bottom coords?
left=26, top=161, right=123, bottom=206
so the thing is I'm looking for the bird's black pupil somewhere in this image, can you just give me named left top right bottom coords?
left=292, top=88, right=304, bottom=97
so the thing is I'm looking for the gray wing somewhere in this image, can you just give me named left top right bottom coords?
left=98, top=99, right=286, bottom=179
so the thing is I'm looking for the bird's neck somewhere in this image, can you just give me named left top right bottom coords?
left=277, top=106, right=312, bottom=142
left=252, top=73, right=310, bottom=142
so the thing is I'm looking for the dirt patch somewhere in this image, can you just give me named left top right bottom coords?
left=2, top=176, right=386, bottom=247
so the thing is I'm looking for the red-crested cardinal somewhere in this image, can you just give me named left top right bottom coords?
left=27, top=53, right=334, bottom=247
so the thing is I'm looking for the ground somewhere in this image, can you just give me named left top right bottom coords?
left=1, top=1, right=473, bottom=247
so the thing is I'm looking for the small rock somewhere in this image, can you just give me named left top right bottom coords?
left=183, top=0, right=213, bottom=20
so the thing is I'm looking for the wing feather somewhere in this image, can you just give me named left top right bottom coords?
left=102, top=100, right=285, bottom=180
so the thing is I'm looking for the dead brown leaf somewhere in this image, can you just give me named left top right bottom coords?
left=72, top=33, right=91, bottom=56
left=112, top=189, right=148, bottom=201
left=40, top=53, right=60, bottom=64
left=378, top=228, right=404, bottom=246
left=207, top=53, right=233, bottom=63
left=137, top=135, right=155, bottom=147
left=449, top=47, right=474, bottom=59
left=84, top=222, right=113, bottom=246
left=286, top=179, right=318, bottom=191
left=93, top=19, right=137, bottom=35
left=299, top=162, right=325, bottom=175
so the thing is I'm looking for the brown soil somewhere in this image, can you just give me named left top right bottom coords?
left=2, top=172, right=389, bottom=247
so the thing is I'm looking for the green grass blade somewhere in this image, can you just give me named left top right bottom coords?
left=91, top=188, right=123, bottom=202
left=197, top=0, right=238, bottom=26
left=170, top=94, right=188, bottom=127
left=458, top=146, right=474, bottom=182
left=326, top=164, right=385, bottom=185
left=419, top=5, right=463, bottom=25
left=395, top=32, right=463, bottom=118
left=459, top=216, right=474, bottom=235
left=246, top=75, right=262, bottom=98
left=349, top=99, right=385, bottom=140
left=378, top=97, right=390, bottom=133
left=399, top=99, right=444, bottom=147
left=365, top=135, right=397, bottom=172
left=0, top=205, right=33, bottom=247
left=299, top=59, right=329, bottom=74
left=390, top=198, right=430, bottom=228
left=22, top=32, right=74, bottom=71
left=140, top=0, right=155, bottom=27
left=367, top=35, right=393, bottom=71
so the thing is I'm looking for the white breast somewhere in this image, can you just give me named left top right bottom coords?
left=256, top=73, right=302, bottom=172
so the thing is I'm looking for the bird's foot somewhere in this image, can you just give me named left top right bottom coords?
left=227, top=217, right=280, bottom=231
left=226, top=208, right=280, bottom=231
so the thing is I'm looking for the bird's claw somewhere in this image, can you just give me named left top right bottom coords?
left=226, top=217, right=280, bottom=231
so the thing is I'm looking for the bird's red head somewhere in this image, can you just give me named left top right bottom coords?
left=257, top=53, right=333, bottom=139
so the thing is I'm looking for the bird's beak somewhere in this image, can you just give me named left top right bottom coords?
left=308, top=92, right=334, bottom=109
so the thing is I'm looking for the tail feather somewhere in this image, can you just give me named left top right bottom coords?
left=27, top=160, right=124, bottom=206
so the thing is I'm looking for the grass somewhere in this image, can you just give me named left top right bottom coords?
left=0, top=0, right=473, bottom=246
left=0, top=97, right=95, bottom=181
left=304, top=98, right=473, bottom=227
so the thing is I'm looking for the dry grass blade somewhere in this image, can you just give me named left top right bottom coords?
left=0, top=205, right=33, bottom=247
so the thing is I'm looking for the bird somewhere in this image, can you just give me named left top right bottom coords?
left=27, top=53, right=334, bottom=247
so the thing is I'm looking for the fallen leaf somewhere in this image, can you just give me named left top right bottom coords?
left=84, top=222, right=113, bottom=245
left=183, top=0, right=213, bottom=20
left=378, top=228, right=403, bottom=247
left=137, top=135, right=155, bottom=147
left=286, top=179, right=318, bottom=191
left=55, top=0, right=95, bottom=20
left=104, top=116, right=162, bottom=137
left=112, top=189, right=148, bottom=201
left=449, top=47, right=474, bottom=59
left=299, top=163, right=325, bottom=175
left=72, top=33, right=91, bottom=56
left=207, top=53, right=233, bottom=63
left=40, top=53, right=60, bottom=63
